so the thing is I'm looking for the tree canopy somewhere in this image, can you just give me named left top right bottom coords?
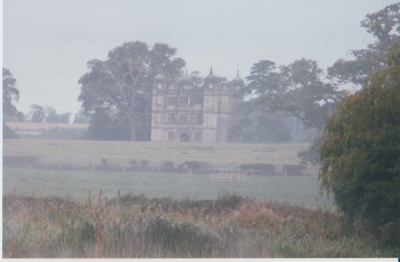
left=245, top=60, right=279, bottom=96
left=77, top=41, right=186, bottom=141
left=3, top=68, right=21, bottom=138
left=230, top=101, right=292, bottom=143
left=73, top=110, right=89, bottom=124
left=29, top=104, right=71, bottom=123
left=319, top=43, right=400, bottom=247
left=258, top=58, right=341, bottom=129
left=3, top=68, right=20, bottom=117
left=328, top=3, right=400, bottom=87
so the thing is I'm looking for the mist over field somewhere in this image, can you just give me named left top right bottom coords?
left=3, top=0, right=400, bottom=258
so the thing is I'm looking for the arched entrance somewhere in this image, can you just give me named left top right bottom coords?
left=179, top=133, right=189, bottom=142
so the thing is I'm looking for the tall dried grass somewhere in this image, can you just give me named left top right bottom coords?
left=3, top=192, right=398, bottom=258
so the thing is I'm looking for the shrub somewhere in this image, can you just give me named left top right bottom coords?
left=3, top=123, right=18, bottom=139
left=319, top=43, right=400, bottom=248
left=3, top=155, right=41, bottom=167
left=239, top=163, right=276, bottom=172
left=141, top=160, right=148, bottom=167
left=183, top=161, right=210, bottom=170
left=162, top=161, right=174, bottom=172
left=282, top=165, right=307, bottom=176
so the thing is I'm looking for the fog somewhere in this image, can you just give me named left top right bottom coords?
left=3, top=0, right=400, bottom=258
left=3, top=0, right=397, bottom=114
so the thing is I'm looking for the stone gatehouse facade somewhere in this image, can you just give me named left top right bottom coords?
left=151, top=68, right=244, bottom=143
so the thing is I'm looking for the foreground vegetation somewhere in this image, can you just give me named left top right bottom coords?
left=3, top=192, right=399, bottom=258
left=319, top=43, right=400, bottom=249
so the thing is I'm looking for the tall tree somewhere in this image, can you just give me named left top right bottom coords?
left=29, top=104, right=46, bottom=123
left=28, top=105, right=71, bottom=124
left=328, top=3, right=400, bottom=87
left=230, top=101, right=292, bottom=143
left=245, top=60, right=279, bottom=96
left=3, top=68, right=20, bottom=138
left=260, top=58, right=341, bottom=129
left=73, top=110, right=89, bottom=124
left=78, top=41, right=186, bottom=141
left=319, top=43, right=400, bottom=247
left=189, top=71, right=204, bottom=88
left=3, top=68, right=20, bottom=117
left=45, top=107, right=59, bottom=123
left=58, top=113, right=72, bottom=123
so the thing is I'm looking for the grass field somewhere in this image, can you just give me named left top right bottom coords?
left=5, top=140, right=399, bottom=258
left=5, top=122, right=90, bottom=130
left=3, top=167, right=331, bottom=209
left=3, top=139, right=310, bottom=167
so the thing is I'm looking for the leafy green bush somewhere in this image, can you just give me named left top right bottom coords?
left=319, top=43, right=400, bottom=248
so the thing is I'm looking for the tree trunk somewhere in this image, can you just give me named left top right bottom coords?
left=130, top=88, right=136, bottom=141
left=130, top=118, right=136, bottom=141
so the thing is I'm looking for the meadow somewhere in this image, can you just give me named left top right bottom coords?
left=5, top=122, right=90, bottom=130
left=3, top=139, right=399, bottom=258
left=3, top=139, right=309, bottom=167
left=3, top=167, right=332, bottom=209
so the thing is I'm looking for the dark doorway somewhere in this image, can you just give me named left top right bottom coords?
left=180, top=133, right=189, bottom=142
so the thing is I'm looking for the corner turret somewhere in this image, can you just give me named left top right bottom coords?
left=230, top=70, right=244, bottom=91
left=204, top=67, right=219, bottom=90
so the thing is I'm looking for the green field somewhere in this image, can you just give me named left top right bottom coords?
left=3, top=167, right=332, bottom=209
left=3, top=139, right=327, bottom=208
left=3, top=139, right=310, bottom=167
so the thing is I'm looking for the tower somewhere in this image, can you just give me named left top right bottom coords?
left=202, top=68, right=219, bottom=142
left=228, top=70, right=245, bottom=142
left=150, top=68, right=244, bottom=143
left=151, top=72, right=167, bottom=141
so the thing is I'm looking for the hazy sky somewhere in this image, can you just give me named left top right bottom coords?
left=3, top=0, right=399, bottom=118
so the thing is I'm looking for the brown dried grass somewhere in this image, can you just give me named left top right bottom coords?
left=3, top=192, right=394, bottom=258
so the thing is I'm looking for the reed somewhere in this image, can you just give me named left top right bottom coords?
left=2, top=192, right=398, bottom=258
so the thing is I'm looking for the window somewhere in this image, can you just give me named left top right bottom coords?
left=236, top=86, right=240, bottom=91
left=168, top=97, right=177, bottom=105
left=209, top=83, right=213, bottom=89
left=168, top=113, right=175, bottom=123
left=156, top=97, right=162, bottom=105
left=168, top=132, right=174, bottom=141
left=156, top=113, right=161, bottom=123
left=179, top=97, right=189, bottom=105
left=194, top=97, right=203, bottom=105
left=180, top=114, right=187, bottom=123
left=196, top=114, right=203, bottom=124
left=194, top=132, right=202, bottom=141
left=157, top=83, right=162, bottom=90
